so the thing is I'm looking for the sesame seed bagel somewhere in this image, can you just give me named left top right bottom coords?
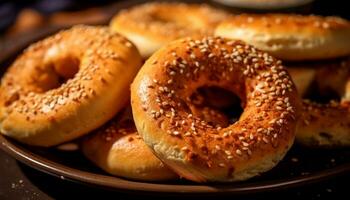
left=215, top=14, right=350, bottom=61
left=131, top=37, right=299, bottom=182
left=110, top=2, right=230, bottom=58
left=81, top=107, right=178, bottom=181
left=0, top=25, right=142, bottom=147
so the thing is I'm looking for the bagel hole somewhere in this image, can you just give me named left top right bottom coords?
left=191, top=86, right=243, bottom=126
left=53, top=56, right=80, bottom=83
left=41, top=56, right=80, bottom=91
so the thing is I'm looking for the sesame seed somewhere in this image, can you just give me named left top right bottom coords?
left=247, top=149, right=252, bottom=155
left=181, top=146, right=189, bottom=151
left=242, top=142, right=249, bottom=147
left=184, top=132, right=191, bottom=137
left=262, top=137, right=269, bottom=143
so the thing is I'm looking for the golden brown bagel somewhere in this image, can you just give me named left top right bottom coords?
left=81, top=105, right=228, bottom=181
left=215, top=14, right=350, bottom=61
left=81, top=107, right=178, bottom=181
left=131, top=37, right=299, bottom=182
left=0, top=25, right=142, bottom=147
left=110, top=2, right=230, bottom=58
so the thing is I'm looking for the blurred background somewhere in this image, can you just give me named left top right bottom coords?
left=0, top=0, right=349, bottom=40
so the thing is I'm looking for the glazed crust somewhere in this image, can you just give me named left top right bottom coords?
left=110, top=2, right=230, bottom=58
left=131, top=37, right=299, bottom=182
left=0, top=25, right=142, bottom=147
left=215, top=14, right=350, bottom=61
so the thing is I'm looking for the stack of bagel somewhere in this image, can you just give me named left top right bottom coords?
left=0, top=2, right=349, bottom=182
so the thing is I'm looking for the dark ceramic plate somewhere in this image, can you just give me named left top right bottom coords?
left=0, top=1, right=350, bottom=195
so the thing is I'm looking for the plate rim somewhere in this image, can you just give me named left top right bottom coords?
left=1, top=134, right=350, bottom=194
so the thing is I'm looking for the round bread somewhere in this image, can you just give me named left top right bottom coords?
left=0, top=25, right=142, bottom=147
left=81, top=107, right=178, bottom=181
left=215, top=14, right=350, bottom=61
left=131, top=37, right=299, bottom=182
left=110, top=2, right=230, bottom=58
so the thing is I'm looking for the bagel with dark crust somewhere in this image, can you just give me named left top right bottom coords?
left=131, top=37, right=299, bottom=182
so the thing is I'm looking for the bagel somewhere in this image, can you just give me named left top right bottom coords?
left=131, top=37, right=299, bottom=182
left=0, top=25, right=142, bottom=147
left=215, top=14, right=350, bottom=61
left=82, top=104, right=228, bottom=181
left=81, top=107, right=178, bottom=181
left=110, top=2, right=230, bottom=58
